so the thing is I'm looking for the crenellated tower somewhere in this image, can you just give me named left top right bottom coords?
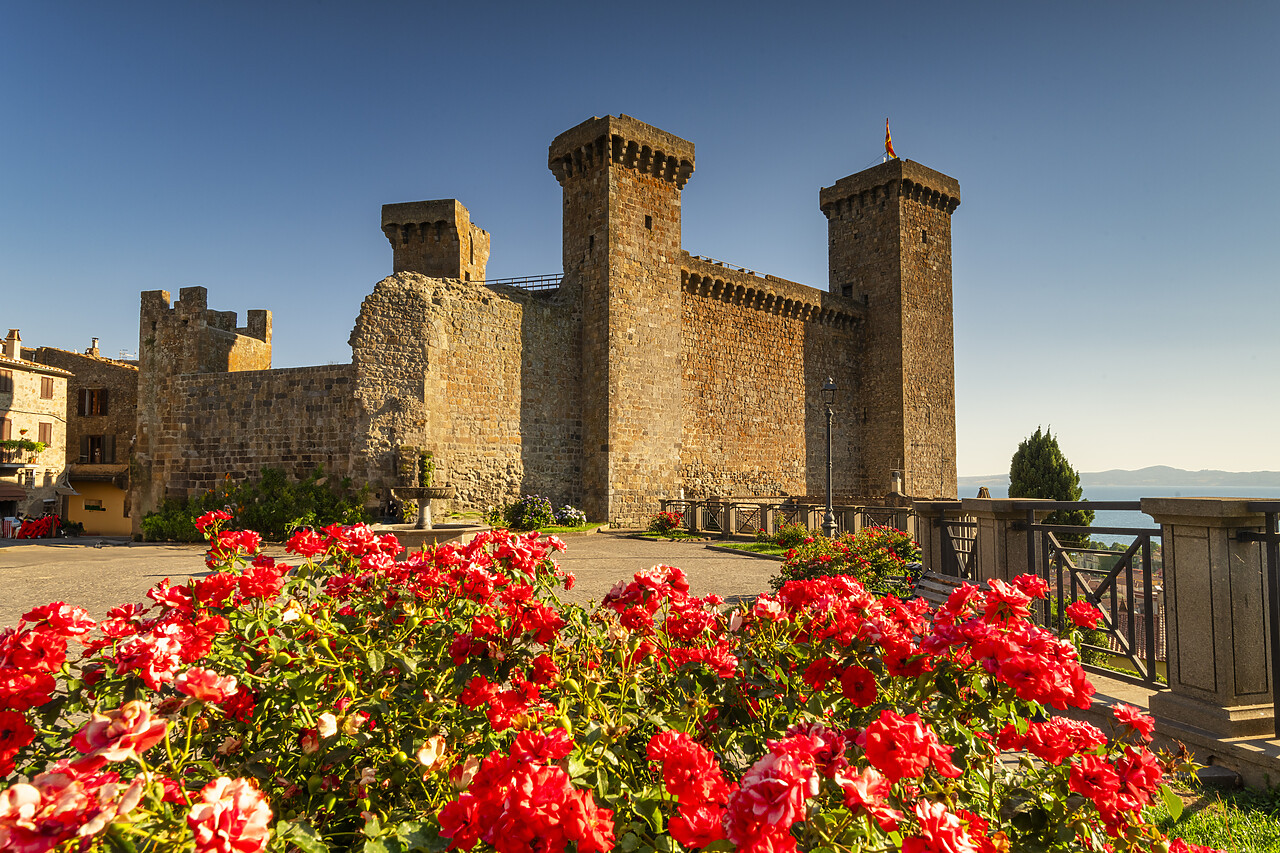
left=134, top=286, right=273, bottom=525
left=549, top=115, right=695, bottom=524
left=381, top=199, right=490, bottom=282
left=820, top=159, right=960, bottom=498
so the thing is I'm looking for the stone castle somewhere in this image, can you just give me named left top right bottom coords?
left=133, top=114, right=960, bottom=528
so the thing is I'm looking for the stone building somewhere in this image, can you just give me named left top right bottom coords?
left=132, top=114, right=960, bottom=529
left=0, top=329, right=70, bottom=519
left=29, top=340, right=138, bottom=535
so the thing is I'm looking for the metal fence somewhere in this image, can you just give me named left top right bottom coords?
left=480, top=274, right=562, bottom=292
left=1022, top=501, right=1165, bottom=685
left=657, top=498, right=916, bottom=540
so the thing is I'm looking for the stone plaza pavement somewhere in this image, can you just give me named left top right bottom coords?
left=0, top=531, right=779, bottom=628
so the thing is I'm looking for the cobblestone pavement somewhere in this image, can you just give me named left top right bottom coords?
left=0, top=532, right=778, bottom=627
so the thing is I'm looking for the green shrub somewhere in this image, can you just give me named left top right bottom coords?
left=770, top=525, right=921, bottom=595
left=140, top=467, right=369, bottom=542
left=756, top=520, right=811, bottom=549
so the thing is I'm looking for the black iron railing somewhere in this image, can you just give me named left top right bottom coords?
left=934, top=502, right=977, bottom=579
left=1023, top=501, right=1164, bottom=685
left=1236, top=501, right=1280, bottom=736
left=480, top=274, right=562, bottom=292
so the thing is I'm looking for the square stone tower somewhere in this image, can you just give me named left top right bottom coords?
left=381, top=199, right=490, bottom=282
left=821, top=159, right=960, bottom=498
left=549, top=115, right=695, bottom=524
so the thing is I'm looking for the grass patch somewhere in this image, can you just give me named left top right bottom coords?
left=714, top=542, right=787, bottom=557
left=533, top=523, right=602, bottom=535
left=1148, top=782, right=1280, bottom=851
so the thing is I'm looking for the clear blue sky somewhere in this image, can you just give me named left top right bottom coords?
left=3, top=2, right=1276, bottom=476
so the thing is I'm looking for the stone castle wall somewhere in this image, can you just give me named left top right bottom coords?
left=678, top=256, right=863, bottom=500
left=144, top=365, right=357, bottom=499
left=349, top=272, right=582, bottom=512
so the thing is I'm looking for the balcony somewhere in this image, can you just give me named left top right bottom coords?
left=0, top=445, right=36, bottom=467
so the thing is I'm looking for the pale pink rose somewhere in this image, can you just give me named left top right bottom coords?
left=175, top=667, right=239, bottom=703
left=186, top=777, right=272, bottom=853
left=316, top=713, right=338, bottom=739
left=70, top=701, right=168, bottom=765
left=451, top=755, right=480, bottom=791
left=416, top=736, right=447, bottom=772
left=728, top=610, right=745, bottom=632
left=279, top=601, right=302, bottom=623
left=216, top=736, right=244, bottom=756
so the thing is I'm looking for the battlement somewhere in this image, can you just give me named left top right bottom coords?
left=140, top=287, right=272, bottom=344
left=548, top=114, right=695, bottom=188
left=381, top=199, right=490, bottom=281
left=820, top=159, right=960, bottom=219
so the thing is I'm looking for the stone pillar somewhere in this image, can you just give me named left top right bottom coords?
left=962, top=498, right=1051, bottom=584
left=912, top=500, right=958, bottom=574
left=1142, top=498, right=1272, bottom=738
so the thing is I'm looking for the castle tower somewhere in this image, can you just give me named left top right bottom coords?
left=820, top=159, right=960, bottom=499
left=381, top=199, right=490, bottom=281
left=549, top=115, right=695, bottom=524
left=134, top=287, right=273, bottom=528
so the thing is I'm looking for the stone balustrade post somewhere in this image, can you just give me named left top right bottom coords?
left=911, top=501, right=957, bottom=574
left=961, top=498, right=1052, bottom=584
left=1141, top=498, right=1272, bottom=738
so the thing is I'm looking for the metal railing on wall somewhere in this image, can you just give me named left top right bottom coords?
left=1023, top=501, right=1165, bottom=686
left=480, top=274, right=562, bottom=292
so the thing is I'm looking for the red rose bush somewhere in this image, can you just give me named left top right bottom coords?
left=0, top=511, right=1214, bottom=852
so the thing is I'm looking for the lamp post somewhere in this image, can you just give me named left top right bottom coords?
left=821, top=378, right=838, bottom=539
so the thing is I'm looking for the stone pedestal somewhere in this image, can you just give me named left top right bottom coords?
left=1141, top=498, right=1272, bottom=738
left=961, top=498, right=1051, bottom=584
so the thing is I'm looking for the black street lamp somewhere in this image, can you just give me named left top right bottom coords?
left=821, top=378, right=838, bottom=539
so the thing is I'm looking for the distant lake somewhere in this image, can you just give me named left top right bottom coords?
left=969, top=484, right=1280, bottom=544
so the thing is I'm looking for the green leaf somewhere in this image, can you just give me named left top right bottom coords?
left=618, top=832, right=641, bottom=852
left=362, top=840, right=395, bottom=853
left=367, top=648, right=386, bottom=674
left=702, top=842, right=735, bottom=853
left=1159, top=783, right=1184, bottom=820
left=274, top=819, right=330, bottom=853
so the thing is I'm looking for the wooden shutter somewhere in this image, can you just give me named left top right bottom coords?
left=99, top=388, right=109, bottom=416
left=38, top=422, right=52, bottom=444
left=78, top=388, right=88, bottom=416
left=103, top=435, right=116, bottom=464
left=1, top=417, right=9, bottom=440
left=79, top=436, right=90, bottom=463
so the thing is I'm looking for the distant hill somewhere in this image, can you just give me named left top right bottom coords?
left=959, top=466, right=1280, bottom=491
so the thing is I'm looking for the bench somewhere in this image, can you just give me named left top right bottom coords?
left=910, top=567, right=975, bottom=608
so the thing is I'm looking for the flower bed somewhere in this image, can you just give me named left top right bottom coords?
left=0, top=512, right=1218, bottom=852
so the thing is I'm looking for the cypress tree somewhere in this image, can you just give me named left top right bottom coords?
left=1009, top=426, right=1093, bottom=543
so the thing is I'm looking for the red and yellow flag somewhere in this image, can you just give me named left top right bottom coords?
left=885, top=119, right=897, bottom=159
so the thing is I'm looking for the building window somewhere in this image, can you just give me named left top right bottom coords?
left=37, top=422, right=52, bottom=446
left=644, top=215, right=653, bottom=230
left=85, top=499, right=105, bottom=512
left=80, top=435, right=116, bottom=464
left=921, top=229, right=929, bottom=244
left=0, top=417, right=9, bottom=440
left=78, top=388, right=109, bottom=416
left=40, top=378, right=54, bottom=399
left=0, top=370, right=11, bottom=393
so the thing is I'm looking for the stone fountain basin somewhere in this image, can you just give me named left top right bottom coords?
left=391, top=486, right=457, bottom=501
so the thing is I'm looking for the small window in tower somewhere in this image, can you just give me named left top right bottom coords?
left=921, top=229, right=929, bottom=244
left=589, top=235, right=595, bottom=251
left=644, top=215, right=653, bottom=231
left=841, top=284, right=853, bottom=298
